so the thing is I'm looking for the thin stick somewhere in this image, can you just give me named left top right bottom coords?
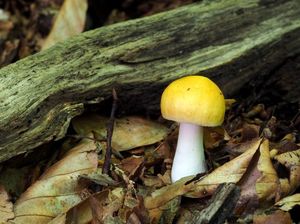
left=102, top=88, right=118, bottom=175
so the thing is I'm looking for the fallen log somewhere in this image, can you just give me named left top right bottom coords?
left=0, top=0, right=300, bottom=162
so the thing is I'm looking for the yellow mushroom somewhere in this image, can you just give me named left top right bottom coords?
left=161, top=76, right=225, bottom=182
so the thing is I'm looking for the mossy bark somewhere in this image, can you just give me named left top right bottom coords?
left=0, top=0, right=300, bottom=162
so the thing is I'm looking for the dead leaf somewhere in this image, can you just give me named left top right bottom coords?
left=186, top=139, right=262, bottom=198
left=141, top=175, right=166, bottom=188
left=235, top=157, right=260, bottom=215
left=225, top=99, right=236, bottom=110
left=118, top=156, right=144, bottom=180
left=0, top=185, right=14, bottom=222
left=144, top=176, right=192, bottom=210
left=235, top=139, right=279, bottom=215
left=89, top=196, right=103, bottom=224
left=0, top=40, right=19, bottom=67
left=144, top=138, right=261, bottom=209
left=253, top=209, right=292, bottom=224
left=73, top=115, right=169, bottom=151
left=203, top=126, right=227, bottom=149
left=270, top=133, right=298, bottom=155
left=131, top=196, right=150, bottom=224
left=225, top=138, right=260, bottom=156
left=79, top=170, right=118, bottom=187
left=0, top=166, right=31, bottom=198
left=274, top=149, right=300, bottom=195
left=49, top=188, right=125, bottom=224
left=243, top=104, right=265, bottom=118
left=230, top=123, right=260, bottom=143
left=0, top=8, right=13, bottom=41
left=148, top=197, right=181, bottom=224
left=13, top=138, right=99, bottom=223
left=256, top=139, right=279, bottom=202
left=275, top=193, right=300, bottom=211
left=41, top=0, right=87, bottom=50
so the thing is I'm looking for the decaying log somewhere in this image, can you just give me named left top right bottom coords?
left=0, top=0, right=300, bottom=162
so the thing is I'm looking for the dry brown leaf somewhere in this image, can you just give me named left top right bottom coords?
left=225, top=99, right=236, bottom=110
left=275, top=193, right=300, bottom=211
left=235, top=139, right=279, bottom=215
left=144, top=176, right=192, bottom=210
left=243, top=104, right=265, bottom=118
left=235, top=159, right=260, bottom=215
left=73, top=115, right=169, bottom=151
left=186, top=138, right=262, bottom=198
left=0, top=185, right=14, bottom=223
left=49, top=188, right=125, bottom=224
left=274, top=149, right=300, bottom=195
left=89, top=196, right=103, bottom=223
left=141, top=175, right=166, bottom=188
left=230, top=123, right=260, bottom=143
left=144, top=138, right=261, bottom=209
left=256, top=139, right=279, bottom=202
left=203, top=126, right=227, bottom=149
left=41, top=0, right=87, bottom=50
left=131, top=196, right=150, bottom=224
left=253, top=209, right=292, bottom=224
left=118, top=156, right=144, bottom=180
left=148, top=197, right=181, bottom=224
left=225, top=138, right=261, bottom=156
left=0, top=40, right=19, bottom=67
left=13, top=138, right=98, bottom=224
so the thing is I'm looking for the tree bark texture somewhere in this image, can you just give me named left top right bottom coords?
left=0, top=0, right=300, bottom=162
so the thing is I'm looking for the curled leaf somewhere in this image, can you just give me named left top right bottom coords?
left=256, top=139, right=279, bottom=201
left=276, top=193, right=300, bottom=211
left=235, top=139, right=279, bottom=215
left=274, top=149, right=300, bottom=195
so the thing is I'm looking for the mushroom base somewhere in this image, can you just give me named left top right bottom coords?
left=171, top=123, right=206, bottom=182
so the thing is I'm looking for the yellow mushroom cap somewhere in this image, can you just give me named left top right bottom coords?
left=161, top=76, right=225, bottom=127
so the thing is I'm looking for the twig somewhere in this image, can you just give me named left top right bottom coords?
left=102, top=88, right=118, bottom=175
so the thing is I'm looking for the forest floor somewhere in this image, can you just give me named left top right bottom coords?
left=0, top=0, right=299, bottom=223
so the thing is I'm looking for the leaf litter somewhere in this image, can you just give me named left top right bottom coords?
left=0, top=98, right=296, bottom=224
left=0, top=1, right=300, bottom=223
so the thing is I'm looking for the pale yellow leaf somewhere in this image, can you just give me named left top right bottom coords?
left=279, top=178, right=291, bottom=197
left=276, top=193, right=300, bottom=211
left=256, top=139, right=279, bottom=201
left=275, top=149, right=300, bottom=166
left=0, top=185, right=14, bottom=223
left=13, top=138, right=98, bottom=224
left=72, top=115, right=169, bottom=151
left=42, top=0, right=87, bottom=50
left=274, top=149, right=300, bottom=195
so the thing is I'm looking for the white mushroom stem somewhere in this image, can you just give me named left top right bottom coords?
left=171, top=122, right=207, bottom=182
